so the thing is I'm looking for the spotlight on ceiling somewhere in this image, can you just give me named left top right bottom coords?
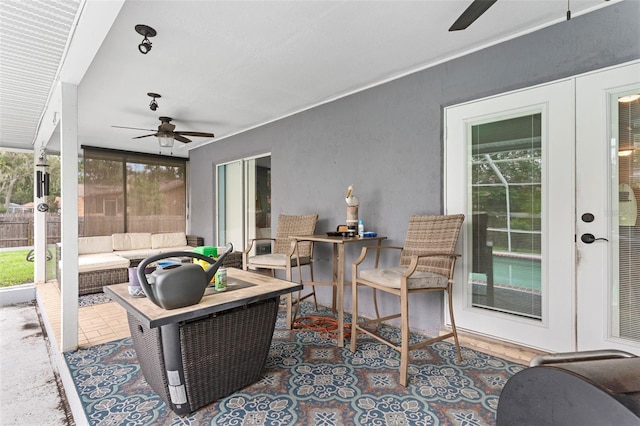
left=148, top=92, right=161, bottom=111
left=135, top=24, right=156, bottom=54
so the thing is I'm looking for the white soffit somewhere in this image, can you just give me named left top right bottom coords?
left=0, top=0, right=81, bottom=149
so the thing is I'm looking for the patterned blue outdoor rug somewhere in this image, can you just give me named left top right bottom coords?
left=64, top=302, right=524, bottom=425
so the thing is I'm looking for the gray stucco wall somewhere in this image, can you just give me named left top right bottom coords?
left=189, top=2, right=639, bottom=335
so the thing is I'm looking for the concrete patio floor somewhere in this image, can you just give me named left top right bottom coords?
left=0, top=302, right=73, bottom=425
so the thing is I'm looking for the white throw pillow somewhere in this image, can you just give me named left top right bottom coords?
left=78, top=236, right=114, bottom=255
left=112, top=233, right=152, bottom=251
left=151, top=232, right=187, bottom=249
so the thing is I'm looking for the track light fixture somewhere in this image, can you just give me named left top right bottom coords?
left=135, top=24, right=156, bottom=54
left=148, top=92, right=161, bottom=111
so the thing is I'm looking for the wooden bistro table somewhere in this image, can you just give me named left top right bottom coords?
left=290, top=234, right=386, bottom=347
left=104, top=268, right=302, bottom=415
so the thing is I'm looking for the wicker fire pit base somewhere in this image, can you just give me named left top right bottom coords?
left=127, top=297, right=279, bottom=415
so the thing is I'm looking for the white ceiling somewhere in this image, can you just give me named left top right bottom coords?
left=0, top=0, right=618, bottom=158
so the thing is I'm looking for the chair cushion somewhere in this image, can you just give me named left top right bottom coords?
left=247, top=253, right=311, bottom=268
left=359, top=266, right=449, bottom=289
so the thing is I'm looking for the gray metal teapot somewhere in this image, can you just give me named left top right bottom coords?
left=137, top=243, right=233, bottom=309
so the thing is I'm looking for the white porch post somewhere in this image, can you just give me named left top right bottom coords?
left=33, top=149, right=47, bottom=283
left=60, top=82, right=79, bottom=352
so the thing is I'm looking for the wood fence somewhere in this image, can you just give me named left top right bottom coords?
left=0, top=213, right=185, bottom=248
left=0, top=213, right=61, bottom=248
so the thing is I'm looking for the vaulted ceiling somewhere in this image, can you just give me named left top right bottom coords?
left=0, top=0, right=619, bottom=157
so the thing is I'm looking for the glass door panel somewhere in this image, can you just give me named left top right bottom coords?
left=246, top=156, right=271, bottom=256
left=469, top=113, right=542, bottom=320
left=614, top=91, right=640, bottom=343
left=217, top=161, right=243, bottom=248
left=216, top=155, right=271, bottom=252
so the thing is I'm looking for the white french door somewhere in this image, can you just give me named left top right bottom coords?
left=575, top=62, right=640, bottom=354
left=446, top=79, right=575, bottom=352
left=446, top=62, right=640, bottom=354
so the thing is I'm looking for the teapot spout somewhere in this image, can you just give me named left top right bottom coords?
left=205, top=243, right=234, bottom=282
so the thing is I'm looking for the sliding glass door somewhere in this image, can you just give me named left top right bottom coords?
left=216, top=155, right=271, bottom=252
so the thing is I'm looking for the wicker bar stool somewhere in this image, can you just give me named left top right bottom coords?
left=243, top=213, right=319, bottom=329
left=350, top=214, right=465, bottom=386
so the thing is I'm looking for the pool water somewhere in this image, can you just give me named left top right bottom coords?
left=470, top=255, right=541, bottom=292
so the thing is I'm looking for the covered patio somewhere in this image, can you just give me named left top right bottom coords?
left=1, top=0, right=639, bottom=424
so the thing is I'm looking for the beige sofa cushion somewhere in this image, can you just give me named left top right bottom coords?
left=151, top=232, right=187, bottom=249
left=78, top=236, right=114, bottom=255
left=77, top=253, right=130, bottom=273
left=117, top=246, right=194, bottom=260
left=114, top=249, right=162, bottom=260
left=112, top=233, right=152, bottom=251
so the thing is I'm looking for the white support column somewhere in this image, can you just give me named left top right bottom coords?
left=59, top=82, right=79, bottom=352
left=33, top=148, right=47, bottom=283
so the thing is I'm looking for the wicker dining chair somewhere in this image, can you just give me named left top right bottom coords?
left=350, top=214, right=465, bottom=386
left=243, top=213, right=319, bottom=329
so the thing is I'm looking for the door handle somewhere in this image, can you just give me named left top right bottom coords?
left=581, top=233, right=609, bottom=244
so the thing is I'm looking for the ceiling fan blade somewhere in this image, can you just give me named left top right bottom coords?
left=449, top=0, right=497, bottom=31
left=132, top=133, right=158, bottom=139
left=174, top=131, right=215, bottom=138
left=112, top=125, right=156, bottom=132
left=174, top=134, right=192, bottom=143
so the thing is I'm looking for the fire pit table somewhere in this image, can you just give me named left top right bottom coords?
left=104, top=268, right=301, bottom=415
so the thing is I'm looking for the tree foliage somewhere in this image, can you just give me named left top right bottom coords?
left=0, top=151, right=61, bottom=213
left=0, top=151, right=33, bottom=211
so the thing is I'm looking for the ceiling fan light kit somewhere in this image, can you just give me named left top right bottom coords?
left=135, top=24, right=156, bottom=54
left=158, top=134, right=174, bottom=148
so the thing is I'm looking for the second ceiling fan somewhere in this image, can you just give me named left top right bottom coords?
left=449, top=0, right=497, bottom=31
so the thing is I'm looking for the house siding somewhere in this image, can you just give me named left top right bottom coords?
left=189, top=1, right=640, bottom=336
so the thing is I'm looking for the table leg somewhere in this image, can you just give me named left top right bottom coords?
left=336, top=243, right=345, bottom=347
left=286, top=264, right=293, bottom=330
left=372, top=238, right=383, bottom=319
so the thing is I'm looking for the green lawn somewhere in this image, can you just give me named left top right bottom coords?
left=0, top=249, right=55, bottom=287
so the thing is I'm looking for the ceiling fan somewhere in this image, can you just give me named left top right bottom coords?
left=113, top=116, right=215, bottom=146
left=449, top=0, right=497, bottom=31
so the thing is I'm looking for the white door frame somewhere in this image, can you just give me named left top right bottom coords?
left=445, top=79, right=575, bottom=352
left=446, top=61, right=640, bottom=354
left=575, top=61, right=640, bottom=355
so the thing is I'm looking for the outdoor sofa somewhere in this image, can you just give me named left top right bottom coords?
left=56, top=232, right=204, bottom=295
